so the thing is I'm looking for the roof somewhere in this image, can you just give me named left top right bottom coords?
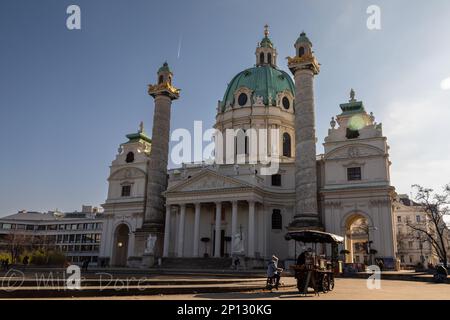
left=158, top=62, right=171, bottom=73
left=260, top=36, right=273, bottom=48
left=125, top=131, right=151, bottom=144
left=285, top=230, right=344, bottom=244
left=296, top=32, right=312, bottom=45
left=0, top=211, right=103, bottom=222
left=1, top=211, right=56, bottom=222
left=221, top=65, right=295, bottom=111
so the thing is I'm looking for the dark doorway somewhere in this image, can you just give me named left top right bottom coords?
left=213, top=230, right=225, bottom=257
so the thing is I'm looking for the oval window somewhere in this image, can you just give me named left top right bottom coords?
left=282, top=97, right=290, bottom=110
left=238, top=93, right=248, bottom=106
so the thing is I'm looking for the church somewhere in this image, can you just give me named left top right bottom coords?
left=98, top=27, right=397, bottom=269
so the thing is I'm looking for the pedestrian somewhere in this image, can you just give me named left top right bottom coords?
left=23, top=255, right=29, bottom=267
left=82, top=258, right=89, bottom=272
left=267, top=255, right=283, bottom=290
left=234, top=257, right=240, bottom=270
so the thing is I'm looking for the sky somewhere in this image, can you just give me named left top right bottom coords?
left=0, top=0, right=450, bottom=215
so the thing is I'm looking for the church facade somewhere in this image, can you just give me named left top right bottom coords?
left=99, top=27, right=397, bottom=268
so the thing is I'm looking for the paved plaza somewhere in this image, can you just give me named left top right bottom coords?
left=50, top=278, right=450, bottom=300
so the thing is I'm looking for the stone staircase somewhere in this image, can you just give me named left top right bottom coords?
left=162, top=257, right=233, bottom=270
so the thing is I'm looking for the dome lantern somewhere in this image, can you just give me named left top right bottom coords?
left=255, top=25, right=277, bottom=67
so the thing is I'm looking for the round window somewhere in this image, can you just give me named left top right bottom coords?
left=282, top=97, right=290, bottom=110
left=238, top=93, right=248, bottom=106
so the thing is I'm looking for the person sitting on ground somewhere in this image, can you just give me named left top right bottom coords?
left=267, top=255, right=283, bottom=289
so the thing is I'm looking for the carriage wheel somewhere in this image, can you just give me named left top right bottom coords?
left=321, top=275, right=329, bottom=293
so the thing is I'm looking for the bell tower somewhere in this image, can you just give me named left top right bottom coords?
left=288, top=32, right=321, bottom=229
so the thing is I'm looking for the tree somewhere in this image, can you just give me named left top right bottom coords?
left=4, top=233, right=30, bottom=264
left=406, top=184, right=450, bottom=268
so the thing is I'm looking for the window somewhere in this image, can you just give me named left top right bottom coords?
left=416, top=215, right=421, bottom=223
left=121, top=185, right=131, bottom=197
left=16, top=224, right=25, bottom=230
left=268, top=53, right=272, bottom=65
left=125, top=152, right=134, bottom=163
left=400, top=255, right=405, bottom=263
left=238, top=93, right=248, bottom=106
left=283, top=133, right=292, bottom=157
left=282, top=97, right=290, bottom=110
left=347, top=167, right=362, bottom=181
left=26, top=225, right=35, bottom=231
left=158, top=75, right=164, bottom=84
left=298, top=46, right=305, bottom=57
left=2, top=224, right=11, bottom=230
left=408, top=241, right=413, bottom=249
left=271, top=174, right=282, bottom=187
left=260, top=52, right=265, bottom=64
left=48, top=225, right=57, bottom=231
left=346, top=128, right=360, bottom=139
left=272, top=209, right=282, bottom=230
left=397, top=216, right=402, bottom=223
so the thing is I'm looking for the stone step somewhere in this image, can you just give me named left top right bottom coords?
left=162, top=258, right=233, bottom=269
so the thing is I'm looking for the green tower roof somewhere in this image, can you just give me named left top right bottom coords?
left=220, top=65, right=295, bottom=112
left=158, top=62, right=171, bottom=73
left=296, top=32, right=312, bottom=45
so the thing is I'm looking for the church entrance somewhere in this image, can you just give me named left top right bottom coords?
left=212, top=230, right=225, bottom=257
left=113, top=224, right=130, bottom=267
left=345, top=215, right=370, bottom=264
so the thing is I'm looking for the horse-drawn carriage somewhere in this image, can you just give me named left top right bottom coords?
left=285, top=230, right=344, bottom=295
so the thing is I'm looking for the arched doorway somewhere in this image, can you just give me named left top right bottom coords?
left=345, top=214, right=370, bottom=264
left=113, top=224, right=130, bottom=267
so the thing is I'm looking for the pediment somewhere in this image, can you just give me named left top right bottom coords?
left=325, top=144, right=384, bottom=160
left=166, top=170, right=251, bottom=193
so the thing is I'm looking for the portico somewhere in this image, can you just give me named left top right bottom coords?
left=162, top=198, right=262, bottom=259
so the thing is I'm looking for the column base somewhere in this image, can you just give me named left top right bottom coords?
left=288, top=215, right=323, bottom=231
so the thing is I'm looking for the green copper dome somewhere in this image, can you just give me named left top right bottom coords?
left=220, top=65, right=295, bottom=112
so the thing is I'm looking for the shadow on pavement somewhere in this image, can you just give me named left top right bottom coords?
left=193, top=289, right=317, bottom=300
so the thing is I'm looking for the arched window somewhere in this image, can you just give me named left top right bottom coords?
left=283, top=133, right=291, bottom=157
left=298, top=46, right=305, bottom=57
left=272, top=209, right=282, bottom=230
left=268, top=53, right=272, bottom=65
left=158, top=75, right=164, bottom=84
left=235, top=129, right=248, bottom=156
left=125, top=152, right=135, bottom=163
left=260, top=52, right=265, bottom=64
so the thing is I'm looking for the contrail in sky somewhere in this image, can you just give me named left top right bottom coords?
left=177, top=33, right=183, bottom=59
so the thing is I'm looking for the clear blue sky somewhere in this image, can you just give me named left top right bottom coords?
left=1, top=0, right=450, bottom=215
